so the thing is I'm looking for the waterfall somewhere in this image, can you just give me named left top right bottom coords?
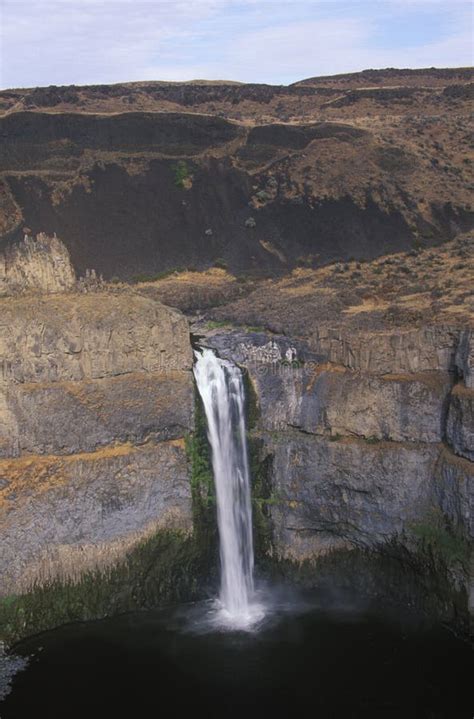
left=194, top=348, right=261, bottom=627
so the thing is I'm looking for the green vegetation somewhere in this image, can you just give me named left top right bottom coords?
left=205, top=319, right=233, bottom=330
left=241, top=370, right=260, bottom=431
left=365, top=435, right=381, bottom=444
left=248, top=437, right=274, bottom=562
left=238, top=324, right=266, bottom=333
left=213, top=258, right=228, bottom=270
left=184, top=389, right=217, bottom=551
left=174, top=160, right=190, bottom=189
left=0, top=529, right=204, bottom=646
left=410, top=510, right=470, bottom=569
left=204, top=319, right=266, bottom=333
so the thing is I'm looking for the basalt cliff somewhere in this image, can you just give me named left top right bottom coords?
left=0, top=68, right=472, bottom=646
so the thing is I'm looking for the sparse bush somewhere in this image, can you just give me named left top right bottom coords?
left=174, top=160, right=189, bottom=189
left=410, top=510, right=469, bottom=568
left=205, top=319, right=231, bottom=330
left=213, top=258, right=228, bottom=270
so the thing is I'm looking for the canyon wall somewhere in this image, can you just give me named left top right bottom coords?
left=1, top=76, right=472, bottom=279
left=0, top=235, right=472, bottom=643
left=206, top=327, right=473, bottom=630
left=0, top=240, right=204, bottom=642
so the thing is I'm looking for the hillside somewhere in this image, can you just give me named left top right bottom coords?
left=0, top=67, right=472, bottom=278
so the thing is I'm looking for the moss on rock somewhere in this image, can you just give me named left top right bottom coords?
left=0, top=528, right=206, bottom=646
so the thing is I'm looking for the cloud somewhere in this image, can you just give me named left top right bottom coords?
left=223, top=13, right=472, bottom=84
left=0, top=0, right=472, bottom=89
left=0, top=0, right=221, bottom=87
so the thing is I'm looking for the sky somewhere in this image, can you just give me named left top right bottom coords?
left=0, top=0, right=472, bottom=89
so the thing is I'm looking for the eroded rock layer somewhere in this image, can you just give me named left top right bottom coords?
left=204, top=324, right=473, bottom=630
left=0, top=289, right=195, bottom=605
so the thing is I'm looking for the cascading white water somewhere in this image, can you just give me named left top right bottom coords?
left=194, top=348, right=262, bottom=628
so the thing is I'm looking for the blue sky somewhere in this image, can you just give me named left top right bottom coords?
left=0, top=0, right=472, bottom=89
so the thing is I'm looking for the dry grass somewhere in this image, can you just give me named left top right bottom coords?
left=343, top=298, right=390, bottom=314
left=6, top=512, right=190, bottom=594
left=203, top=233, right=473, bottom=335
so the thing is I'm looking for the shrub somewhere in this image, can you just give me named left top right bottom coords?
left=213, top=258, right=228, bottom=270
left=174, top=160, right=189, bottom=189
left=410, top=510, right=469, bottom=568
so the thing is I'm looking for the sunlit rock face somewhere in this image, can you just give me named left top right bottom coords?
left=0, top=286, right=194, bottom=597
left=0, top=233, right=76, bottom=295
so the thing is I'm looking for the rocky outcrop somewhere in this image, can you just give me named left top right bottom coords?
left=455, top=330, right=474, bottom=389
left=2, top=372, right=192, bottom=457
left=0, top=233, right=75, bottom=295
left=253, top=366, right=452, bottom=444
left=0, top=439, right=191, bottom=593
left=447, top=384, right=474, bottom=461
left=204, top=325, right=473, bottom=629
left=0, top=290, right=195, bottom=603
left=0, top=292, right=191, bottom=384
left=308, top=326, right=461, bottom=375
left=264, top=432, right=439, bottom=559
left=0, top=111, right=241, bottom=168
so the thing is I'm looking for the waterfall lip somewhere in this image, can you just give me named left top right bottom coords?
left=194, top=347, right=263, bottom=629
left=190, top=333, right=208, bottom=351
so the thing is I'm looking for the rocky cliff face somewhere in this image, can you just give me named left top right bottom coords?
left=204, top=324, right=473, bottom=631
left=0, top=243, right=199, bottom=639
left=0, top=230, right=471, bottom=647
left=0, top=233, right=76, bottom=295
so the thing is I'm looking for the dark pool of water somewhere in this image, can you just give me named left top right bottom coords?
left=1, top=590, right=472, bottom=719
